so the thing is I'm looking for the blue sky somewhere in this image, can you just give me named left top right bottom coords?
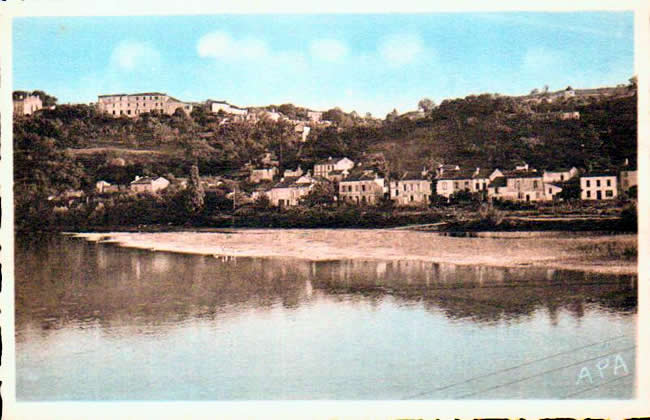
left=13, top=13, right=634, bottom=116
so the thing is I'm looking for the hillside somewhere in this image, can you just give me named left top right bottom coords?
left=14, top=87, right=636, bottom=198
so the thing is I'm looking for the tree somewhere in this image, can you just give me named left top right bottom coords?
left=418, top=98, right=435, bottom=113
left=184, top=165, right=205, bottom=215
left=31, top=90, right=58, bottom=107
left=385, top=108, right=399, bottom=122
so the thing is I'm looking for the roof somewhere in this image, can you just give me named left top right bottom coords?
left=582, top=171, right=617, bottom=178
left=544, top=167, right=576, bottom=173
left=98, top=92, right=167, bottom=98
left=395, top=171, right=429, bottom=181
left=504, top=172, right=543, bottom=179
left=488, top=177, right=507, bottom=188
left=131, top=177, right=156, bottom=185
left=342, top=172, right=381, bottom=182
left=436, top=169, right=476, bottom=180
left=314, top=157, right=344, bottom=166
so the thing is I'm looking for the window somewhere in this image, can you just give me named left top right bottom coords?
left=362, top=185, right=366, bottom=192
left=410, top=195, right=414, bottom=202
left=395, top=190, right=399, bottom=196
left=586, top=180, right=591, bottom=187
left=596, top=180, right=601, bottom=187
left=606, top=190, right=613, bottom=197
left=606, top=179, right=611, bottom=187
left=127, top=110, right=131, bottom=115
left=586, top=190, right=591, bottom=198
left=454, top=182, right=459, bottom=189
left=475, top=183, right=479, bottom=190
left=560, top=175, right=564, bottom=181
left=441, top=182, right=447, bottom=190
left=403, top=185, right=407, bottom=191
left=549, top=188, right=552, bottom=194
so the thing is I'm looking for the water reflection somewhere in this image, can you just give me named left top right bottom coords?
left=16, top=235, right=636, bottom=335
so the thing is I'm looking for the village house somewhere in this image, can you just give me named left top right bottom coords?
left=580, top=172, right=618, bottom=200
left=488, top=171, right=554, bottom=202
left=262, top=174, right=322, bottom=207
left=307, top=110, right=323, bottom=122
left=619, top=168, right=637, bottom=194
left=390, top=170, right=432, bottom=206
left=338, top=171, right=386, bottom=205
left=97, top=92, right=192, bottom=117
left=129, top=176, right=170, bottom=194
left=435, top=164, right=460, bottom=178
left=294, top=123, right=311, bottom=142
left=249, top=167, right=278, bottom=183
left=283, top=166, right=304, bottom=178
left=13, top=92, right=43, bottom=116
left=313, top=157, right=355, bottom=180
left=543, top=167, right=579, bottom=183
left=436, top=168, right=496, bottom=199
left=95, top=180, right=120, bottom=194
left=209, top=100, right=248, bottom=116
left=618, top=159, right=637, bottom=194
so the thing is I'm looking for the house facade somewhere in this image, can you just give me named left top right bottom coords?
left=435, top=168, right=493, bottom=198
left=543, top=167, right=579, bottom=183
left=619, top=169, right=637, bottom=193
left=13, top=92, right=43, bottom=116
left=339, top=172, right=385, bottom=205
left=130, top=176, right=170, bottom=193
left=209, top=100, right=248, bottom=116
left=580, top=173, right=618, bottom=200
left=249, top=167, right=278, bottom=183
left=266, top=175, right=320, bottom=207
left=390, top=171, right=432, bottom=206
left=313, top=157, right=355, bottom=180
left=97, top=93, right=192, bottom=117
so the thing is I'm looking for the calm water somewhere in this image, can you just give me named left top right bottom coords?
left=15, top=234, right=637, bottom=400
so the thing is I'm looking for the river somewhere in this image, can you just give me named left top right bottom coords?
left=15, top=234, right=637, bottom=400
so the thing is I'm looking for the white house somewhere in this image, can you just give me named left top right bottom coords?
left=390, top=171, right=432, bottom=206
left=543, top=167, right=579, bottom=183
left=313, top=157, right=355, bottom=180
left=580, top=172, right=618, bottom=200
left=130, top=176, right=170, bottom=193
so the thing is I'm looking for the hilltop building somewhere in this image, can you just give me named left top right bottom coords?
left=97, top=93, right=193, bottom=117
left=13, top=92, right=43, bottom=116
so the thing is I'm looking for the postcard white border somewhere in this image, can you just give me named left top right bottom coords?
left=1, top=0, right=648, bottom=419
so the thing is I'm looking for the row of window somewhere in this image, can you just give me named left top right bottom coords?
left=340, top=184, right=370, bottom=193
left=103, top=96, right=161, bottom=102
left=585, top=190, right=614, bottom=198
left=111, top=103, right=164, bottom=108
left=584, top=179, right=612, bottom=188
left=439, top=181, right=487, bottom=190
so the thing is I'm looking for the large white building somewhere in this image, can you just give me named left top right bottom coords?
left=97, top=92, right=192, bottom=117
left=13, top=92, right=43, bottom=116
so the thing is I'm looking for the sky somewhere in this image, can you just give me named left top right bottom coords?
left=13, top=12, right=634, bottom=117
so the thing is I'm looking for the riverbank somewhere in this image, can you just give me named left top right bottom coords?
left=71, top=229, right=638, bottom=275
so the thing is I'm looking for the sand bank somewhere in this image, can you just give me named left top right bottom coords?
left=70, top=229, right=638, bottom=275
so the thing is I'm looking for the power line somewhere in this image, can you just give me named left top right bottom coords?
left=455, top=345, right=635, bottom=399
left=402, top=334, right=632, bottom=399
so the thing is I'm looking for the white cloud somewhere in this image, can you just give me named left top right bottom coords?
left=197, top=31, right=269, bottom=60
left=110, top=40, right=161, bottom=71
left=378, top=33, right=424, bottom=66
left=310, top=39, right=348, bottom=62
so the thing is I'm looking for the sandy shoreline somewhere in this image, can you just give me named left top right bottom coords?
left=69, top=229, right=638, bottom=275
